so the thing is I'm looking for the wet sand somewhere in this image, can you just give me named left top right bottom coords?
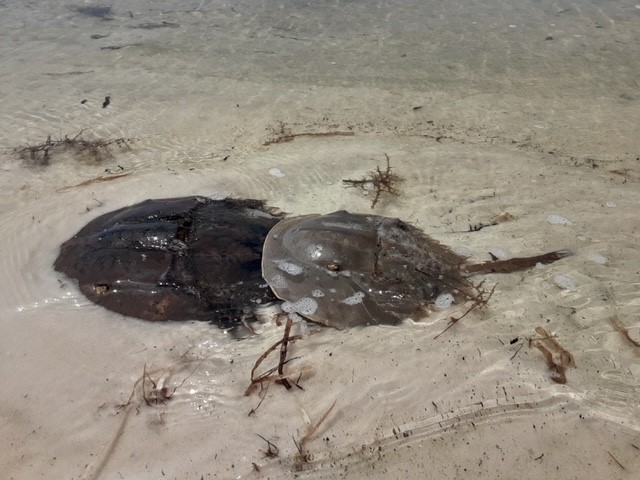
left=1, top=1, right=639, bottom=479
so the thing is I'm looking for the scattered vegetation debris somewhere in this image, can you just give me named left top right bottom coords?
left=510, top=340, right=525, bottom=361
left=102, top=96, right=111, bottom=108
left=141, top=362, right=197, bottom=406
left=263, top=121, right=355, bottom=146
left=256, top=434, right=280, bottom=458
left=433, top=281, right=496, bottom=339
left=133, top=21, right=180, bottom=30
left=532, top=326, right=575, bottom=384
left=81, top=355, right=198, bottom=480
left=607, top=450, right=626, bottom=470
left=14, top=129, right=134, bottom=166
left=342, top=153, right=403, bottom=208
left=277, top=316, right=295, bottom=390
left=245, top=316, right=308, bottom=413
left=610, top=316, right=640, bottom=348
left=467, top=212, right=515, bottom=232
left=294, top=399, right=337, bottom=469
left=56, top=172, right=131, bottom=192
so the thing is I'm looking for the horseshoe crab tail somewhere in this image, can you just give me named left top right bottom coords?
left=460, top=249, right=573, bottom=276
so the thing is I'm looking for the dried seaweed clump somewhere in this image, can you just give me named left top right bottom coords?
left=14, top=129, right=134, bottom=166
left=342, top=153, right=402, bottom=208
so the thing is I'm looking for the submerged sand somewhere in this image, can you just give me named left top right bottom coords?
left=1, top=1, right=639, bottom=479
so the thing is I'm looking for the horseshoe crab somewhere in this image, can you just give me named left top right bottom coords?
left=54, top=197, right=283, bottom=330
left=262, top=210, right=571, bottom=327
left=55, top=197, right=571, bottom=331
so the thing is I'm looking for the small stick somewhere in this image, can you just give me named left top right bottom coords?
left=510, top=341, right=525, bottom=360
left=245, top=323, right=302, bottom=395
left=434, top=284, right=495, bottom=339
left=256, top=434, right=279, bottom=458
left=607, top=450, right=625, bottom=470
left=535, top=326, right=576, bottom=367
left=534, top=342, right=567, bottom=384
left=278, top=316, right=294, bottom=390
left=295, top=400, right=338, bottom=465
left=610, top=316, right=640, bottom=348
left=57, top=172, right=131, bottom=192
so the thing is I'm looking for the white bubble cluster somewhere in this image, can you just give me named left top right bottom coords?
left=553, top=274, right=577, bottom=291
left=588, top=252, right=608, bottom=265
left=268, top=167, right=285, bottom=177
left=281, top=297, right=318, bottom=316
left=434, top=293, right=454, bottom=310
left=269, top=274, right=287, bottom=289
left=273, top=259, right=303, bottom=276
left=487, top=247, right=510, bottom=260
left=306, top=244, right=323, bottom=260
left=453, top=246, right=473, bottom=258
left=311, top=289, right=325, bottom=297
left=547, top=214, right=573, bottom=225
left=341, top=291, right=365, bottom=305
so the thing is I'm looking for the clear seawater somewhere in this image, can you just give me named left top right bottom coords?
left=1, top=1, right=639, bottom=479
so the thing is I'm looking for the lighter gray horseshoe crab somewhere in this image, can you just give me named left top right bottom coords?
left=262, top=210, right=571, bottom=328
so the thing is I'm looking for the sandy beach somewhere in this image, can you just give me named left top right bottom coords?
left=1, top=1, right=639, bottom=479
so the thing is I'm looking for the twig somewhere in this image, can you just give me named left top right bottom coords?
left=610, top=316, right=640, bottom=348
left=465, top=212, right=514, bottom=232
left=56, top=172, right=131, bottom=192
left=256, top=434, right=279, bottom=458
left=434, top=283, right=496, bottom=339
left=245, top=320, right=303, bottom=398
left=535, top=326, right=575, bottom=367
left=532, top=327, right=575, bottom=384
left=295, top=400, right=338, bottom=466
left=607, top=450, right=625, bottom=470
left=278, top=316, right=294, bottom=390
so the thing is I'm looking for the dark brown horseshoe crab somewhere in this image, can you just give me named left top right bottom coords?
left=54, top=197, right=283, bottom=330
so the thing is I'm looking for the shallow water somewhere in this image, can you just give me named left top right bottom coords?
left=1, top=1, right=639, bottom=479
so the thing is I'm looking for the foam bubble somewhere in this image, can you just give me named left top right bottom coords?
left=434, top=293, right=454, bottom=310
left=588, top=253, right=608, bottom=265
left=341, top=291, right=365, bottom=305
left=453, top=246, right=473, bottom=258
left=273, top=259, right=303, bottom=276
left=269, top=274, right=287, bottom=289
left=306, top=244, right=323, bottom=260
left=311, top=289, right=325, bottom=297
left=488, top=247, right=510, bottom=260
left=553, top=274, right=577, bottom=291
left=268, top=167, right=285, bottom=177
left=281, top=297, right=318, bottom=316
left=547, top=214, right=573, bottom=225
